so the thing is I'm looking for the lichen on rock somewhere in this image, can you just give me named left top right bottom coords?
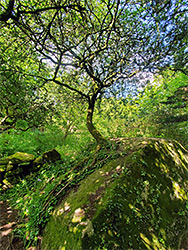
left=41, top=138, right=188, bottom=250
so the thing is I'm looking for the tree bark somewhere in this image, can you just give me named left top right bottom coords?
left=86, top=94, right=108, bottom=147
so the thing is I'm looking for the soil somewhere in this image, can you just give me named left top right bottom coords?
left=0, top=200, right=24, bottom=250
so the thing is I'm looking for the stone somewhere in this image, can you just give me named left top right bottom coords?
left=0, top=152, right=35, bottom=186
left=32, top=149, right=61, bottom=169
left=42, top=138, right=188, bottom=250
left=42, top=149, right=61, bottom=163
left=0, top=152, right=35, bottom=165
left=32, top=156, right=44, bottom=168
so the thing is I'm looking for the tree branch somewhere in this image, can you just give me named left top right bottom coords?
left=18, top=4, right=85, bottom=15
left=0, top=0, right=16, bottom=21
left=0, top=2, right=85, bottom=22
left=52, top=79, right=89, bottom=101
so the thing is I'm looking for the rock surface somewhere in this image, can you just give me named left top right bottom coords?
left=0, top=152, right=35, bottom=165
left=33, top=148, right=61, bottom=167
left=0, top=149, right=61, bottom=186
left=41, top=138, right=188, bottom=250
left=0, top=152, right=36, bottom=186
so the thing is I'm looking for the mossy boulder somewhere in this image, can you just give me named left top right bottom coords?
left=0, top=152, right=36, bottom=185
left=0, top=152, right=35, bottom=166
left=33, top=149, right=61, bottom=168
left=42, top=148, right=61, bottom=162
left=42, top=138, right=188, bottom=250
left=0, top=149, right=61, bottom=186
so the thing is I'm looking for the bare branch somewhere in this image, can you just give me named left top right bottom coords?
left=18, top=4, right=85, bottom=15
left=52, top=79, right=89, bottom=101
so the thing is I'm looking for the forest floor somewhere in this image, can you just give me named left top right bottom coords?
left=0, top=200, right=24, bottom=250
left=0, top=189, right=188, bottom=250
left=0, top=198, right=188, bottom=250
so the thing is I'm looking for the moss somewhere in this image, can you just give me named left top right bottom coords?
left=0, top=152, right=35, bottom=165
left=33, top=156, right=43, bottom=167
left=42, top=138, right=188, bottom=250
left=0, top=165, right=6, bottom=172
left=42, top=149, right=61, bottom=162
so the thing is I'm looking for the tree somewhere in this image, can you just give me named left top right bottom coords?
left=0, top=0, right=187, bottom=145
left=117, top=71, right=188, bottom=146
left=0, top=27, right=57, bottom=132
left=46, top=80, right=87, bottom=141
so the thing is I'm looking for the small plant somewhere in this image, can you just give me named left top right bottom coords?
left=0, top=142, right=120, bottom=248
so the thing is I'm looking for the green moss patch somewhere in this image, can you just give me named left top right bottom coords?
left=42, top=138, right=188, bottom=250
left=0, top=152, right=35, bottom=165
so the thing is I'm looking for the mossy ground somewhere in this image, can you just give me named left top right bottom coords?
left=42, top=138, right=188, bottom=250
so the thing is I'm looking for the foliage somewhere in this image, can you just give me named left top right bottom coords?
left=46, top=81, right=87, bottom=141
left=94, top=71, right=188, bottom=147
left=0, top=143, right=119, bottom=248
left=130, top=72, right=188, bottom=146
left=0, top=27, right=57, bottom=132
left=0, top=127, right=64, bottom=157
left=0, top=0, right=187, bottom=144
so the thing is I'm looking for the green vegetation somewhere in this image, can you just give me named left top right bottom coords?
left=94, top=71, right=188, bottom=148
left=0, top=1, right=187, bottom=249
left=0, top=71, right=187, bottom=249
left=0, top=0, right=187, bottom=145
left=1, top=143, right=119, bottom=248
left=42, top=139, right=188, bottom=250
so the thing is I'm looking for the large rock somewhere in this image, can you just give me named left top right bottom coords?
left=33, top=149, right=61, bottom=167
left=42, top=148, right=61, bottom=162
left=0, top=152, right=35, bottom=165
left=42, top=138, right=188, bottom=250
left=1, top=149, right=61, bottom=187
left=0, top=152, right=36, bottom=185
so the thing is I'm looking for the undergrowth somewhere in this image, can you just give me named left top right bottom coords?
left=0, top=142, right=120, bottom=248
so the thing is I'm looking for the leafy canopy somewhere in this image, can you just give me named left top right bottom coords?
left=0, top=27, right=57, bottom=132
left=0, top=0, right=187, bottom=142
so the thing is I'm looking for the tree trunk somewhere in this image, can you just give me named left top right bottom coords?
left=86, top=95, right=108, bottom=147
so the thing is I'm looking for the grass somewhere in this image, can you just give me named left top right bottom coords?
left=0, top=140, right=118, bottom=248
